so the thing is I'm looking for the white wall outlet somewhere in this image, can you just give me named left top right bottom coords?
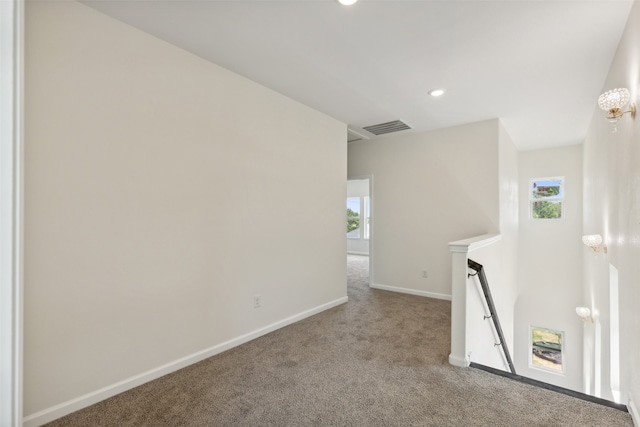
left=422, top=269, right=428, bottom=279
left=253, top=294, right=261, bottom=308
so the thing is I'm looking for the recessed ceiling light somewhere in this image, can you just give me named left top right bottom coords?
left=429, top=89, right=445, bottom=97
left=337, top=0, right=358, bottom=5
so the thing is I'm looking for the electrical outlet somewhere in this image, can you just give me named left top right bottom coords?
left=422, top=270, right=428, bottom=279
left=253, top=295, right=261, bottom=308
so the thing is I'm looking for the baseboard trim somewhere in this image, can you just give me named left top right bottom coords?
left=23, top=296, right=348, bottom=427
left=370, top=283, right=451, bottom=301
left=629, top=394, right=639, bottom=427
left=470, top=362, right=629, bottom=412
left=448, top=353, right=470, bottom=368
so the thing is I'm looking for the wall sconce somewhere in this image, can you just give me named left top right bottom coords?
left=598, top=88, right=636, bottom=132
left=576, top=307, right=594, bottom=323
left=582, top=234, right=607, bottom=253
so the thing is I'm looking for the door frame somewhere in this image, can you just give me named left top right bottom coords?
left=347, top=175, right=374, bottom=286
left=1, top=0, right=24, bottom=425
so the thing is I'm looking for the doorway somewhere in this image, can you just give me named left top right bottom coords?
left=347, top=177, right=372, bottom=290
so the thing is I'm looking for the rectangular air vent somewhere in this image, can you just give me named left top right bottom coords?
left=362, top=120, right=411, bottom=136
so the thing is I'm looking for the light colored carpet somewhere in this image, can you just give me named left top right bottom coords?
left=45, top=255, right=633, bottom=426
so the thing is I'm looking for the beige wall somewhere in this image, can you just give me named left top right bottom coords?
left=583, top=0, right=640, bottom=412
left=24, top=1, right=346, bottom=421
left=348, top=119, right=501, bottom=298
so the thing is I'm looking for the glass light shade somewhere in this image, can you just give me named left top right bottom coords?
left=576, top=307, right=592, bottom=321
left=337, top=0, right=358, bottom=5
left=598, top=88, right=630, bottom=111
left=582, top=234, right=602, bottom=248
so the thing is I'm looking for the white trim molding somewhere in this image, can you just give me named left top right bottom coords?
left=1, top=1, right=24, bottom=426
left=448, top=233, right=502, bottom=253
left=448, top=353, right=470, bottom=368
left=370, top=283, right=451, bottom=301
left=23, top=297, right=348, bottom=427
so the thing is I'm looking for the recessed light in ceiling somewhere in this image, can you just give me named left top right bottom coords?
left=428, top=89, right=446, bottom=97
left=337, top=0, right=358, bottom=5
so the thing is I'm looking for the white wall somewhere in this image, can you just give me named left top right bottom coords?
left=449, top=123, right=519, bottom=371
left=24, top=1, right=347, bottom=422
left=466, top=241, right=512, bottom=369
left=497, top=123, right=520, bottom=360
left=346, top=179, right=369, bottom=255
left=348, top=120, right=501, bottom=299
left=583, top=0, right=640, bottom=414
left=514, top=145, right=583, bottom=391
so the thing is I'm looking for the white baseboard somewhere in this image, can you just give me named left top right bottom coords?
left=448, top=353, right=470, bottom=368
left=23, top=296, right=348, bottom=427
left=629, top=394, right=639, bottom=427
left=370, top=283, right=451, bottom=301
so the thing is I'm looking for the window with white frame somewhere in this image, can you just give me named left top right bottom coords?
left=364, top=196, right=370, bottom=239
left=346, top=197, right=370, bottom=240
left=346, top=197, right=361, bottom=238
left=530, top=177, right=563, bottom=219
left=530, top=326, right=564, bottom=374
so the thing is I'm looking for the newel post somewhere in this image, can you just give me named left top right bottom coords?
left=448, top=234, right=501, bottom=368
left=448, top=245, right=471, bottom=367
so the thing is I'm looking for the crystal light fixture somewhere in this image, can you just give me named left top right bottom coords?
left=582, top=234, right=607, bottom=253
left=598, top=88, right=636, bottom=132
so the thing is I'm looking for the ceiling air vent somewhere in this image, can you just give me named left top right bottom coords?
left=362, top=120, right=411, bottom=136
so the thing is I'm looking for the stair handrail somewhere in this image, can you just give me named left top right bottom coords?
left=467, top=258, right=516, bottom=375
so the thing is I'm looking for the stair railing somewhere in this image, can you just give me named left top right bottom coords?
left=467, top=258, right=516, bottom=374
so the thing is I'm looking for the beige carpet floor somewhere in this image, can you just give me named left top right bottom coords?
left=45, top=255, right=633, bottom=426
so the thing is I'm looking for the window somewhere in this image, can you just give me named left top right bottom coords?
left=530, top=177, right=563, bottom=219
left=530, top=326, right=564, bottom=373
left=364, top=196, right=370, bottom=239
left=346, top=196, right=370, bottom=240
left=346, top=197, right=361, bottom=238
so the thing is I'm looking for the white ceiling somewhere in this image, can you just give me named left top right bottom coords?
left=82, top=0, right=634, bottom=150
